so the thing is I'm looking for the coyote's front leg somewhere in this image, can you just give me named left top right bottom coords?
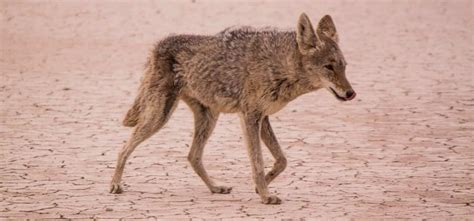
left=240, top=111, right=282, bottom=204
left=261, top=116, right=287, bottom=184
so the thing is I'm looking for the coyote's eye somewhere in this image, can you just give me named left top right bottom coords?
left=324, top=64, right=334, bottom=71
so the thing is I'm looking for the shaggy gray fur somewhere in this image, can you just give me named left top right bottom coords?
left=111, top=13, right=356, bottom=204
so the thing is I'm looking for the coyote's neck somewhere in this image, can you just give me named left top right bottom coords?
left=275, top=37, right=320, bottom=102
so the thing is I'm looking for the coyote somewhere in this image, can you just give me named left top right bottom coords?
left=110, top=13, right=356, bottom=204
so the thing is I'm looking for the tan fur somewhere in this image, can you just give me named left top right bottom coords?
left=111, top=13, right=356, bottom=204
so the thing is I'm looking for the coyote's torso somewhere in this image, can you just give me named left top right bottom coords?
left=152, top=27, right=314, bottom=115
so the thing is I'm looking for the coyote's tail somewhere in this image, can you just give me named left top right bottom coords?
left=122, top=59, right=150, bottom=128
left=122, top=89, right=143, bottom=127
left=122, top=44, right=177, bottom=127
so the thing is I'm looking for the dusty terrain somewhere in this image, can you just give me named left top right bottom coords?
left=1, top=0, right=473, bottom=219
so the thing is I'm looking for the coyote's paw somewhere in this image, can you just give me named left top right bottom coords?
left=110, top=183, right=123, bottom=194
left=210, top=186, right=232, bottom=194
left=262, top=195, right=282, bottom=205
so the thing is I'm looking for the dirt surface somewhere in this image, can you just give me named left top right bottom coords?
left=1, top=0, right=473, bottom=219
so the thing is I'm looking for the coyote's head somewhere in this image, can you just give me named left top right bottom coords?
left=296, top=13, right=356, bottom=101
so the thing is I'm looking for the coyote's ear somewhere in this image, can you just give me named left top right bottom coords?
left=296, top=13, right=319, bottom=54
left=317, top=15, right=339, bottom=43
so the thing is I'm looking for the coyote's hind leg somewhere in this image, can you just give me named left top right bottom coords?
left=110, top=91, right=178, bottom=194
left=185, top=99, right=232, bottom=194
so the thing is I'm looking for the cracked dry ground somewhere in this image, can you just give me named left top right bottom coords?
left=1, top=0, right=473, bottom=219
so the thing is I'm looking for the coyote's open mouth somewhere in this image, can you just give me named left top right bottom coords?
left=329, top=87, right=348, bottom=101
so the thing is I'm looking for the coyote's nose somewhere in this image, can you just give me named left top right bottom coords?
left=345, top=90, right=356, bottom=100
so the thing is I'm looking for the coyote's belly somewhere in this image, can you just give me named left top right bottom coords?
left=180, top=74, right=292, bottom=115
left=181, top=87, right=242, bottom=113
left=181, top=85, right=290, bottom=115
